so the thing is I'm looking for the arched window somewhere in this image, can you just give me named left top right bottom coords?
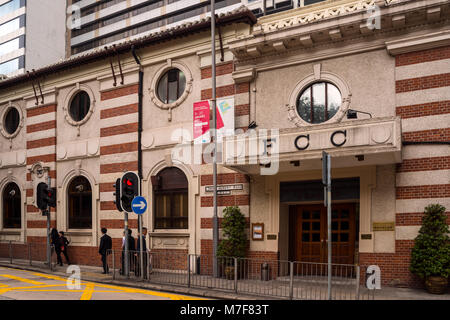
left=2, top=182, right=21, bottom=228
left=68, top=176, right=92, bottom=229
left=153, top=167, right=188, bottom=229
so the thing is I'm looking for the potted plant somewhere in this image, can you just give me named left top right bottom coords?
left=217, top=206, right=247, bottom=279
left=410, top=204, right=450, bottom=294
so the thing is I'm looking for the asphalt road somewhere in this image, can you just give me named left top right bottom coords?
left=0, top=266, right=206, bottom=300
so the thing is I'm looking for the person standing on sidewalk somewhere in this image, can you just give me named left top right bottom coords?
left=50, top=228, right=59, bottom=259
left=56, top=231, right=70, bottom=266
left=99, top=228, right=112, bottom=274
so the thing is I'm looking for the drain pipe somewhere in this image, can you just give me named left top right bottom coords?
left=132, top=45, right=145, bottom=279
left=132, top=45, right=143, bottom=180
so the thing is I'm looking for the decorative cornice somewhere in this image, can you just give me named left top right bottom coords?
left=253, top=0, right=377, bottom=34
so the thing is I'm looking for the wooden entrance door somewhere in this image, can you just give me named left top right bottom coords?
left=290, top=203, right=356, bottom=265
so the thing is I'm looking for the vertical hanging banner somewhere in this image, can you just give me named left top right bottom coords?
left=193, top=98, right=234, bottom=144
left=216, top=97, right=234, bottom=142
left=193, top=100, right=210, bottom=144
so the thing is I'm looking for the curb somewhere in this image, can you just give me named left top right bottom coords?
left=0, top=262, right=279, bottom=301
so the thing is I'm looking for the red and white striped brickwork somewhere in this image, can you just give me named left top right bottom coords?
left=360, top=45, right=450, bottom=288
left=25, top=102, right=57, bottom=243
left=199, top=57, right=258, bottom=256
left=98, top=83, right=140, bottom=251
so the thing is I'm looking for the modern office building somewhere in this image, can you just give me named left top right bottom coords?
left=68, top=0, right=320, bottom=55
left=0, top=0, right=66, bottom=77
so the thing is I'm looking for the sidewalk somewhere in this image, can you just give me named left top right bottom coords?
left=0, top=259, right=449, bottom=300
left=0, top=259, right=271, bottom=300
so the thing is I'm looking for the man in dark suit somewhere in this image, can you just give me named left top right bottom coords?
left=99, top=228, right=112, bottom=274
left=135, top=227, right=148, bottom=278
left=128, top=229, right=136, bottom=274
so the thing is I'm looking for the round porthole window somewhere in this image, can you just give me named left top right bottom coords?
left=157, top=68, right=186, bottom=104
left=4, top=107, right=20, bottom=135
left=296, top=82, right=342, bottom=124
left=69, top=91, right=91, bottom=122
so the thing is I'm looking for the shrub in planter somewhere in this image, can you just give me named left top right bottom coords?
left=217, top=206, right=247, bottom=279
left=410, top=204, right=450, bottom=294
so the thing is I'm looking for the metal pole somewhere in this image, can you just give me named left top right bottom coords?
left=47, top=175, right=51, bottom=270
left=187, top=254, right=191, bottom=288
left=124, top=213, right=129, bottom=277
left=234, top=258, right=238, bottom=293
left=9, top=241, right=12, bottom=264
left=112, top=249, right=115, bottom=280
left=147, top=251, right=150, bottom=281
left=289, top=261, right=294, bottom=300
left=211, top=0, right=219, bottom=278
left=327, top=154, right=332, bottom=300
left=29, top=243, right=32, bottom=266
left=355, top=265, right=360, bottom=300
left=139, top=215, right=144, bottom=280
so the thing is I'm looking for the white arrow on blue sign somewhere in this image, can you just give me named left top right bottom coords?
left=131, top=196, right=147, bottom=215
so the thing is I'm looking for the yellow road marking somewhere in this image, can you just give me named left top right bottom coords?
left=0, top=282, right=8, bottom=288
left=0, top=274, right=44, bottom=285
left=7, top=284, right=89, bottom=290
left=80, top=284, right=95, bottom=300
left=16, top=289, right=124, bottom=293
left=90, top=282, right=206, bottom=300
left=0, top=267, right=206, bottom=300
left=30, top=272, right=69, bottom=282
left=0, top=288, right=11, bottom=295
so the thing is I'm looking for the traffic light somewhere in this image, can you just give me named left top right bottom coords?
left=47, top=187, right=56, bottom=208
left=113, top=178, right=123, bottom=212
left=36, top=182, right=56, bottom=210
left=120, top=172, right=140, bottom=213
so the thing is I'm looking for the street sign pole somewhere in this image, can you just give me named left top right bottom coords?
left=322, top=151, right=332, bottom=300
left=124, top=212, right=129, bottom=277
left=211, top=0, right=219, bottom=278
left=46, top=175, right=51, bottom=269
left=132, top=196, right=147, bottom=280
left=139, top=214, right=143, bottom=280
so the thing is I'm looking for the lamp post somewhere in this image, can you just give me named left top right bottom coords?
left=211, top=0, right=219, bottom=278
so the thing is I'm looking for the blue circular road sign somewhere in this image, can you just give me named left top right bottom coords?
left=131, top=196, right=147, bottom=215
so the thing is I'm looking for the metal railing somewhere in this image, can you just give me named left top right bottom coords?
left=0, top=243, right=375, bottom=300
left=0, top=241, right=58, bottom=270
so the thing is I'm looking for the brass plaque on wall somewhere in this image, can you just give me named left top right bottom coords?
left=361, top=234, right=372, bottom=240
left=373, top=222, right=395, bottom=231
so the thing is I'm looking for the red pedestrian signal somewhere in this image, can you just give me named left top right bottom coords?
left=120, top=172, right=140, bottom=213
